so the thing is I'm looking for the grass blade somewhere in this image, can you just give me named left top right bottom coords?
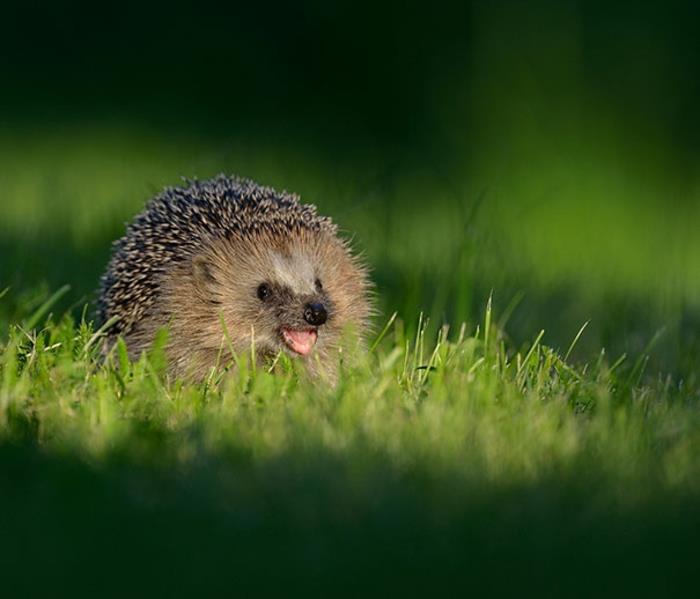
left=517, top=329, right=545, bottom=376
left=483, top=291, right=493, bottom=357
left=83, top=315, right=121, bottom=356
left=564, top=320, right=590, bottom=362
left=370, top=311, right=398, bottom=352
left=23, top=285, right=70, bottom=330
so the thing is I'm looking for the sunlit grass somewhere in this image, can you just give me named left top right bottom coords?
left=1, top=126, right=700, bottom=593
left=2, top=294, right=697, bottom=491
left=1, top=293, right=699, bottom=593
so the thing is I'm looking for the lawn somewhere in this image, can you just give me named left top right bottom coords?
left=2, top=2, right=700, bottom=593
left=1, top=127, right=699, bottom=596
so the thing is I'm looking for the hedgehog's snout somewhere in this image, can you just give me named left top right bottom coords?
left=304, top=302, right=328, bottom=327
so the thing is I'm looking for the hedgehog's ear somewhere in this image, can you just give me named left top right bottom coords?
left=192, top=255, right=216, bottom=289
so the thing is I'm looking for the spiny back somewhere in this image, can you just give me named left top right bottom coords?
left=98, top=175, right=336, bottom=335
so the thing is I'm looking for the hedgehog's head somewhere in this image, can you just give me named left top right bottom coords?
left=169, top=227, right=371, bottom=375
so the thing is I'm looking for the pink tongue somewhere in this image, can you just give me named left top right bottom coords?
left=282, top=329, right=318, bottom=356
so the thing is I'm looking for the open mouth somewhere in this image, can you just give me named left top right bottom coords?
left=281, top=328, right=318, bottom=356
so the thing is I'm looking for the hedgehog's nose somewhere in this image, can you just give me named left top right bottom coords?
left=304, top=302, right=327, bottom=326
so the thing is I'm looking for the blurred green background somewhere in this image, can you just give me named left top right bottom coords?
left=2, top=0, right=700, bottom=371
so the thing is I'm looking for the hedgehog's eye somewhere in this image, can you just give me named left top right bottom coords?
left=257, top=283, right=272, bottom=301
left=315, top=278, right=323, bottom=292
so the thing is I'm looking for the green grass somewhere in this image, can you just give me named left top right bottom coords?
left=4, top=2, right=700, bottom=593
left=1, top=127, right=700, bottom=595
left=1, top=293, right=699, bottom=595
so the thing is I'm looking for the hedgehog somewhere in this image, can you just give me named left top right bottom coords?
left=97, top=175, right=372, bottom=380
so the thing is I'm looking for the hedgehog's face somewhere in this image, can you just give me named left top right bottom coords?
left=186, top=230, right=370, bottom=367
left=250, top=247, right=333, bottom=357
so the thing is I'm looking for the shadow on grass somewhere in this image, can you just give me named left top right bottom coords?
left=0, top=230, right=116, bottom=323
left=0, top=437, right=697, bottom=597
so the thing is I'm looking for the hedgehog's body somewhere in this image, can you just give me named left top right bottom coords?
left=98, top=176, right=370, bottom=379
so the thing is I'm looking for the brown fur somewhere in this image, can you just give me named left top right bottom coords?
left=98, top=176, right=371, bottom=380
